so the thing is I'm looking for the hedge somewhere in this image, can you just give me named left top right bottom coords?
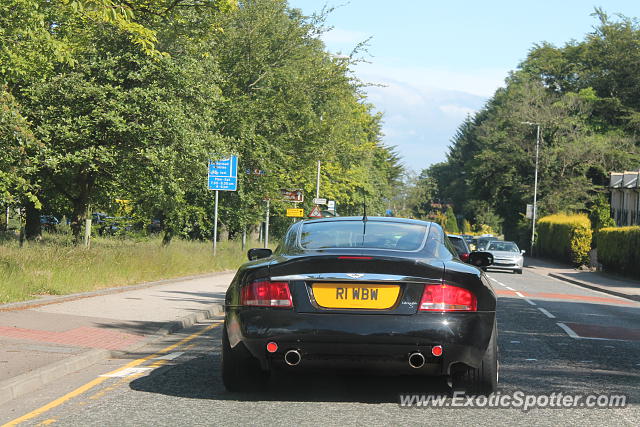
left=595, top=226, right=640, bottom=279
left=536, top=214, right=592, bottom=265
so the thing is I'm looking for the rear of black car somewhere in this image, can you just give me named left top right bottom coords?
left=222, top=218, right=497, bottom=394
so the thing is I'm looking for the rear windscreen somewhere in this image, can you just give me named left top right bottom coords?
left=299, top=221, right=428, bottom=251
left=448, top=237, right=467, bottom=254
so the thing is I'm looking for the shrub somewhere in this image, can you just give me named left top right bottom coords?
left=536, top=214, right=592, bottom=265
left=595, top=226, right=640, bottom=278
left=444, top=207, right=459, bottom=233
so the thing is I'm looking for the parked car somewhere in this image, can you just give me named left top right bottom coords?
left=222, top=217, right=498, bottom=394
left=100, top=216, right=133, bottom=235
left=447, top=234, right=471, bottom=263
left=472, top=236, right=498, bottom=251
left=39, top=215, right=60, bottom=231
left=92, top=212, right=108, bottom=225
left=484, top=240, right=524, bottom=274
left=147, top=219, right=162, bottom=234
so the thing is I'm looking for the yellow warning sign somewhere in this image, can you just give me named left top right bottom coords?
left=286, top=208, right=304, bottom=217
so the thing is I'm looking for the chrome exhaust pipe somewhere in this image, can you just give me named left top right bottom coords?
left=284, top=349, right=301, bottom=366
left=408, top=352, right=425, bottom=369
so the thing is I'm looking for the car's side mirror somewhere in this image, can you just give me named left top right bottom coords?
left=248, top=248, right=272, bottom=261
left=468, top=251, right=494, bottom=268
left=521, top=250, right=526, bottom=255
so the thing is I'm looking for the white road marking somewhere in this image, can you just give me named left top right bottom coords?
left=506, top=287, right=515, bottom=291
left=538, top=307, right=556, bottom=319
left=488, top=276, right=507, bottom=287
left=515, top=291, right=525, bottom=298
left=604, top=345, right=615, bottom=349
left=556, top=322, right=580, bottom=339
left=510, top=340, right=520, bottom=344
left=525, top=358, right=537, bottom=361
left=580, top=360, right=593, bottom=363
left=524, top=298, right=536, bottom=306
left=154, top=352, right=185, bottom=361
left=556, top=322, right=632, bottom=342
left=99, top=367, right=152, bottom=378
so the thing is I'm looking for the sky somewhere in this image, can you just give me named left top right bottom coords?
left=288, top=0, right=640, bottom=172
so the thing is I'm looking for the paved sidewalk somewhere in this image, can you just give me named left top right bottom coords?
left=525, top=257, right=640, bottom=302
left=0, top=271, right=234, bottom=405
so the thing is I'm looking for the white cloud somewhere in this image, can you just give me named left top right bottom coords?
left=438, top=104, right=477, bottom=117
left=357, top=63, right=509, bottom=98
left=341, top=61, right=510, bottom=171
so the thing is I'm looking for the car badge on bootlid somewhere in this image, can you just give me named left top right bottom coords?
left=347, top=273, right=365, bottom=279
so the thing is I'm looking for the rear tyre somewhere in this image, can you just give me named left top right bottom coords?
left=221, top=325, right=269, bottom=392
left=452, top=322, right=498, bottom=395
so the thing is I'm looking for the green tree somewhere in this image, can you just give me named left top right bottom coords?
left=417, top=11, right=640, bottom=241
left=444, top=206, right=459, bottom=233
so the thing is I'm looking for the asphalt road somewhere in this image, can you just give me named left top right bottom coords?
left=2, top=269, right=639, bottom=426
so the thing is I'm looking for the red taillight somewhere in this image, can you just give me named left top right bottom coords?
left=241, top=280, right=293, bottom=307
left=419, top=284, right=477, bottom=311
left=460, top=253, right=470, bottom=262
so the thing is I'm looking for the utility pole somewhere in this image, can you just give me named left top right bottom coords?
left=316, top=160, right=321, bottom=199
left=521, top=122, right=541, bottom=253
left=264, top=199, right=270, bottom=249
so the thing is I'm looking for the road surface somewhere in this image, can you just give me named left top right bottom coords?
left=2, top=269, right=639, bottom=426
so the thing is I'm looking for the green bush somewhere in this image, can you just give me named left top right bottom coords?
left=536, top=214, right=592, bottom=265
left=444, top=207, right=459, bottom=233
left=595, top=226, right=640, bottom=278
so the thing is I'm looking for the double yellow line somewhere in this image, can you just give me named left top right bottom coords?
left=4, top=323, right=221, bottom=426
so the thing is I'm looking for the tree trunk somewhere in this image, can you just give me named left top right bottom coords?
left=219, top=223, right=229, bottom=242
left=24, top=200, right=41, bottom=240
left=70, top=173, right=94, bottom=244
left=0, top=206, right=7, bottom=232
left=70, top=201, right=85, bottom=244
left=249, top=224, right=260, bottom=242
left=162, top=229, right=173, bottom=246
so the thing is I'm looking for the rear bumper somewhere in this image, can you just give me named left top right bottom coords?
left=225, top=308, right=495, bottom=375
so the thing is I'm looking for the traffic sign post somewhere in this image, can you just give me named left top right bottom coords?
left=208, top=156, right=238, bottom=255
left=308, top=205, right=323, bottom=218
left=327, top=200, right=336, bottom=215
left=208, top=157, right=238, bottom=191
left=281, top=189, right=304, bottom=203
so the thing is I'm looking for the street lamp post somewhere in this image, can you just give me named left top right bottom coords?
left=521, top=122, right=541, bottom=254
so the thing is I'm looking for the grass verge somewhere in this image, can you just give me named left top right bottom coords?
left=0, top=233, right=262, bottom=304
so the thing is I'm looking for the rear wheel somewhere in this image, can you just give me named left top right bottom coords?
left=221, top=325, right=269, bottom=392
left=515, top=269, right=523, bottom=274
left=452, top=322, right=498, bottom=395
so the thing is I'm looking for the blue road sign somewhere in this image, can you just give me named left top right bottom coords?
left=208, top=156, right=238, bottom=191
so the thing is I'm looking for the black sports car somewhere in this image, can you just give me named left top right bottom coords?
left=222, top=217, right=497, bottom=394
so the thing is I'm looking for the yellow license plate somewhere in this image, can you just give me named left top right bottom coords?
left=312, top=283, right=400, bottom=309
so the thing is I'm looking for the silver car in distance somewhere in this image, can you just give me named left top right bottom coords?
left=484, top=241, right=524, bottom=274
